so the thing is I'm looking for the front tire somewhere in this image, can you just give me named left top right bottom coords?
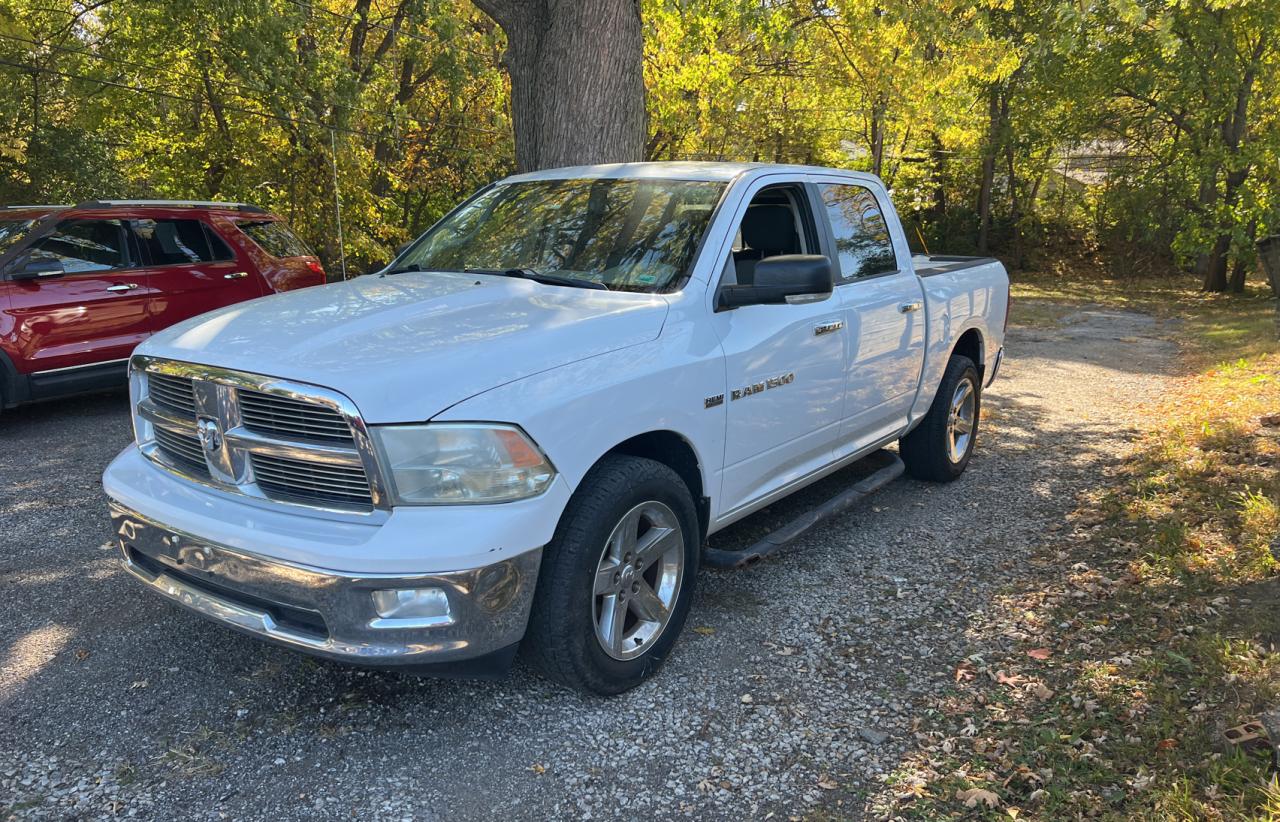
left=899, top=354, right=981, bottom=482
left=523, top=455, right=700, bottom=695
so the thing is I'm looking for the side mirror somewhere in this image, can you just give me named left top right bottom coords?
left=9, top=256, right=66, bottom=281
left=717, top=255, right=833, bottom=311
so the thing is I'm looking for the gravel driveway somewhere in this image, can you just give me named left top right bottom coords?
left=0, top=303, right=1178, bottom=820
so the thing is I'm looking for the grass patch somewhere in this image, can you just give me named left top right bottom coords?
left=877, top=271, right=1280, bottom=819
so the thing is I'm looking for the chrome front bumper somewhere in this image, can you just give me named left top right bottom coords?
left=109, top=504, right=541, bottom=668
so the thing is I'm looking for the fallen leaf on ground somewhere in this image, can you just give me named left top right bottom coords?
left=1026, top=648, right=1052, bottom=660
left=1032, top=682, right=1054, bottom=700
left=1156, top=738, right=1178, bottom=751
left=528, top=763, right=546, bottom=775
left=956, top=787, right=1000, bottom=808
left=817, top=775, right=838, bottom=790
left=692, top=626, right=716, bottom=636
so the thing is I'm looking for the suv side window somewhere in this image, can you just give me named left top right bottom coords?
left=817, top=183, right=897, bottom=280
left=131, top=219, right=233, bottom=266
left=27, top=220, right=127, bottom=274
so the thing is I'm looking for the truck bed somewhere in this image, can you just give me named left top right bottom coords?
left=912, top=254, right=1000, bottom=276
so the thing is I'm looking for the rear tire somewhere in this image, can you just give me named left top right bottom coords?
left=523, top=454, right=700, bottom=695
left=899, top=354, right=981, bottom=482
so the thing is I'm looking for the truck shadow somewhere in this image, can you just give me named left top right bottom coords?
left=0, top=387, right=130, bottom=435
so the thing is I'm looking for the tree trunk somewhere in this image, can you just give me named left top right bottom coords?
left=474, top=0, right=645, bottom=172
left=869, top=96, right=885, bottom=178
left=1202, top=39, right=1263, bottom=293
left=1227, top=219, right=1258, bottom=293
left=1227, top=256, right=1249, bottom=293
left=976, top=84, right=1000, bottom=255
left=929, top=132, right=947, bottom=220
left=1201, top=234, right=1231, bottom=292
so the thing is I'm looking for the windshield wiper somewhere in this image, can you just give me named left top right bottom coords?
left=383, top=262, right=424, bottom=276
left=465, top=267, right=609, bottom=291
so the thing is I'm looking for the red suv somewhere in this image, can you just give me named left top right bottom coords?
left=0, top=200, right=326, bottom=413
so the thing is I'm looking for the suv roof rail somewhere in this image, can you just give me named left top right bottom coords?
left=73, top=199, right=269, bottom=214
left=2, top=204, right=71, bottom=210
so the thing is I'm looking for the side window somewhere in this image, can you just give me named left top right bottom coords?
left=203, top=224, right=235, bottom=261
left=818, top=183, right=897, bottom=280
left=729, top=185, right=815, bottom=286
left=237, top=220, right=313, bottom=259
left=131, top=219, right=228, bottom=265
left=28, top=220, right=126, bottom=274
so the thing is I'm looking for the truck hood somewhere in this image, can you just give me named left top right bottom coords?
left=140, top=271, right=670, bottom=422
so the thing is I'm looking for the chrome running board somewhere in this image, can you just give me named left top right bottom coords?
left=702, top=449, right=905, bottom=570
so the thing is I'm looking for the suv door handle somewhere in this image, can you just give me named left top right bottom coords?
left=813, top=320, right=843, bottom=336
left=224, top=271, right=249, bottom=279
left=898, top=301, right=922, bottom=313
left=106, top=283, right=138, bottom=293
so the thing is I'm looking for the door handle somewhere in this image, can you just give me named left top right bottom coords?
left=224, top=271, right=249, bottom=279
left=813, top=320, right=843, bottom=336
left=898, top=301, right=923, bottom=313
left=106, top=283, right=138, bottom=293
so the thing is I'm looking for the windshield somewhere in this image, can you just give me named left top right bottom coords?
left=398, top=178, right=726, bottom=292
left=0, top=218, right=39, bottom=255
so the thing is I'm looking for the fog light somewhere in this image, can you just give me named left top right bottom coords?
left=369, top=587, right=453, bottom=628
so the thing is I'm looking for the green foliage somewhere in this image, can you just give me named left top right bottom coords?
left=0, top=0, right=512, bottom=269
left=0, top=0, right=1276, bottom=287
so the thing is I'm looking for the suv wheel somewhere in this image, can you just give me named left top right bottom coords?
left=523, top=455, right=699, bottom=695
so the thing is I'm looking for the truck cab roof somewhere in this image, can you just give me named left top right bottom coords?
left=503, top=161, right=884, bottom=187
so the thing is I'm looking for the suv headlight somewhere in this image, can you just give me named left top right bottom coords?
left=371, top=423, right=555, bottom=505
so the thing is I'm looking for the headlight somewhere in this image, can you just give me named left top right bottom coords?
left=372, top=423, right=555, bottom=504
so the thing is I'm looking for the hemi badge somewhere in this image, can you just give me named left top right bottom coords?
left=704, top=394, right=725, bottom=409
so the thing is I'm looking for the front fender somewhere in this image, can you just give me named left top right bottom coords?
left=433, top=321, right=726, bottom=511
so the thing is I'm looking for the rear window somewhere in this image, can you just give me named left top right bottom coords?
left=238, top=220, right=313, bottom=258
left=131, top=219, right=234, bottom=265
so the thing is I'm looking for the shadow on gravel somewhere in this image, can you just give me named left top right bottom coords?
left=0, top=388, right=129, bottom=433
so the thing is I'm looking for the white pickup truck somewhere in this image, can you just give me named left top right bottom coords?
left=104, top=162, right=1008, bottom=694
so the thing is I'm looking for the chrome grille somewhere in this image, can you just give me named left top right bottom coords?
left=136, top=359, right=382, bottom=512
left=148, top=372, right=196, bottom=416
left=153, top=426, right=210, bottom=477
left=239, top=390, right=353, bottom=443
left=251, top=453, right=373, bottom=506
